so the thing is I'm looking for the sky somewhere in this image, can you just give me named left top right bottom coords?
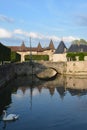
left=0, top=0, right=87, bottom=48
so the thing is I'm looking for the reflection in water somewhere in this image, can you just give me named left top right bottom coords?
left=0, top=75, right=87, bottom=103
left=6, top=74, right=87, bottom=100
left=2, top=122, right=6, bottom=130
left=10, top=75, right=87, bottom=98
left=0, top=87, right=12, bottom=115
left=0, top=75, right=87, bottom=130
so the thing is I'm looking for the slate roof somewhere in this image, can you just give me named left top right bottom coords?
left=37, top=42, right=43, bottom=52
left=8, top=42, right=47, bottom=52
left=55, top=41, right=67, bottom=54
left=49, top=40, right=55, bottom=50
left=68, top=44, right=87, bottom=52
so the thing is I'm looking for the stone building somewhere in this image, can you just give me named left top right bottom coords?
left=8, top=40, right=55, bottom=62
left=52, top=41, right=67, bottom=62
left=52, top=41, right=87, bottom=62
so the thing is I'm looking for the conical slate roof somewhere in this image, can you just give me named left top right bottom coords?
left=68, top=43, right=87, bottom=52
left=20, top=41, right=26, bottom=51
left=55, top=41, right=67, bottom=54
left=37, top=42, right=42, bottom=51
left=21, top=41, right=25, bottom=47
left=49, top=40, right=55, bottom=50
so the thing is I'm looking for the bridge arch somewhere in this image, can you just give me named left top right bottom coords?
left=35, top=67, right=58, bottom=81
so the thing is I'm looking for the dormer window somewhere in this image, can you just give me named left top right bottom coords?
left=80, top=48, right=83, bottom=52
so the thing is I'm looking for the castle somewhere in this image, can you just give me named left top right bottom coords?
left=8, top=40, right=55, bottom=62
left=8, top=40, right=87, bottom=62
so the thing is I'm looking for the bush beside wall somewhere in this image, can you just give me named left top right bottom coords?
left=25, top=55, right=49, bottom=61
left=11, top=51, right=21, bottom=62
left=67, top=52, right=87, bottom=61
left=0, top=43, right=11, bottom=63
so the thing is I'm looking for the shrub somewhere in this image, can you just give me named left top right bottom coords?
left=67, top=52, right=87, bottom=61
left=0, top=43, right=11, bottom=63
left=11, top=51, right=21, bottom=62
left=25, top=55, right=49, bottom=61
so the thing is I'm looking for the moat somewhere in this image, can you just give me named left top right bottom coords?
left=0, top=75, right=87, bottom=130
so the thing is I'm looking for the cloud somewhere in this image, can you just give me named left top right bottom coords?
left=62, top=36, right=79, bottom=42
left=75, top=14, right=87, bottom=26
left=14, top=29, right=24, bottom=35
left=14, top=29, right=44, bottom=39
left=14, top=29, right=29, bottom=37
left=0, top=28, right=12, bottom=38
left=0, top=15, right=14, bottom=23
left=14, top=29, right=79, bottom=42
left=0, top=28, right=80, bottom=47
left=29, top=32, right=43, bottom=39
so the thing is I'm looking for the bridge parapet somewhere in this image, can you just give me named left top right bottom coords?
left=14, top=61, right=87, bottom=76
left=39, top=61, right=66, bottom=74
left=14, top=61, right=66, bottom=75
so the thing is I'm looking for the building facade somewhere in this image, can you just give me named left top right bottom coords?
left=52, top=41, right=87, bottom=62
left=8, top=40, right=55, bottom=62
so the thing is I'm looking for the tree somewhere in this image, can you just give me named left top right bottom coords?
left=72, top=39, right=87, bottom=44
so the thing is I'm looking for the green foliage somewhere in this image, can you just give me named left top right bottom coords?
left=67, top=52, right=87, bottom=61
left=80, top=39, right=87, bottom=44
left=11, top=51, right=21, bottom=62
left=25, top=55, right=49, bottom=61
left=67, top=53, right=76, bottom=61
left=0, top=43, right=11, bottom=62
left=72, top=40, right=79, bottom=44
left=72, top=39, right=87, bottom=44
left=79, top=53, right=84, bottom=61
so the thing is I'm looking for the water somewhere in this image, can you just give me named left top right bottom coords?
left=0, top=75, right=87, bottom=130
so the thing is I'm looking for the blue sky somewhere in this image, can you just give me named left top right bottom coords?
left=0, top=0, right=87, bottom=48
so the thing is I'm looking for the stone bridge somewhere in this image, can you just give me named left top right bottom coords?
left=14, top=61, right=87, bottom=76
left=38, top=61, right=66, bottom=74
left=14, top=61, right=66, bottom=76
left=1, top=61, right=87, bottom=88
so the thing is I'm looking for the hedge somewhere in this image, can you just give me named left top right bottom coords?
left=25, top=55, right=49, bottom=61
left=67, top=52, right=87, bottom=61
left=0, top=43, right=11, bottom=63
left=11, top=51, right=21, bottom=62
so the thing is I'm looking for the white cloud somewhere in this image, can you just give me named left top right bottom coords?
left=29, top=32, right=41, bottom=39
left=14, top=29, right=44, bottom=39
left=45, top=35, right=60, bottom=41
left=0, top=28, right=12, bottom=38
left=14, top=29, right=24, bottom=35
left=0, top=28, right=80, bottom=44
left=14, top=29, right=80, bottom=42
left=62, top=36, right=80, bottom=42
left=0, top=14, right=14, bottom=23
left=14, top=29, right=30, bottom=37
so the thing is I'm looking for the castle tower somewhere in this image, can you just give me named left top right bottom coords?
left=49, top=39, right=55, bottom=50
left=21, top=41, right=26, bottom=51
left=37, top=42, right=42, bottom=52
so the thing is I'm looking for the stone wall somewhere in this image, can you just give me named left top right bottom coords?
left=14, top=62, right=34, bottom=76
left=43, top=61, right=87, bottom=75
left=66, top=61, right=87, bottom=75
left=17, top=50, right=54, bottom=62
left=40, top=61, right=66, bottom=74
left=52, top=53, right=67, bottom=62
left=0, top=64, right=15, bottom=88
left=13, top=61, right=87, bottom=76
left=1, top=61, right=87, bottom=88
